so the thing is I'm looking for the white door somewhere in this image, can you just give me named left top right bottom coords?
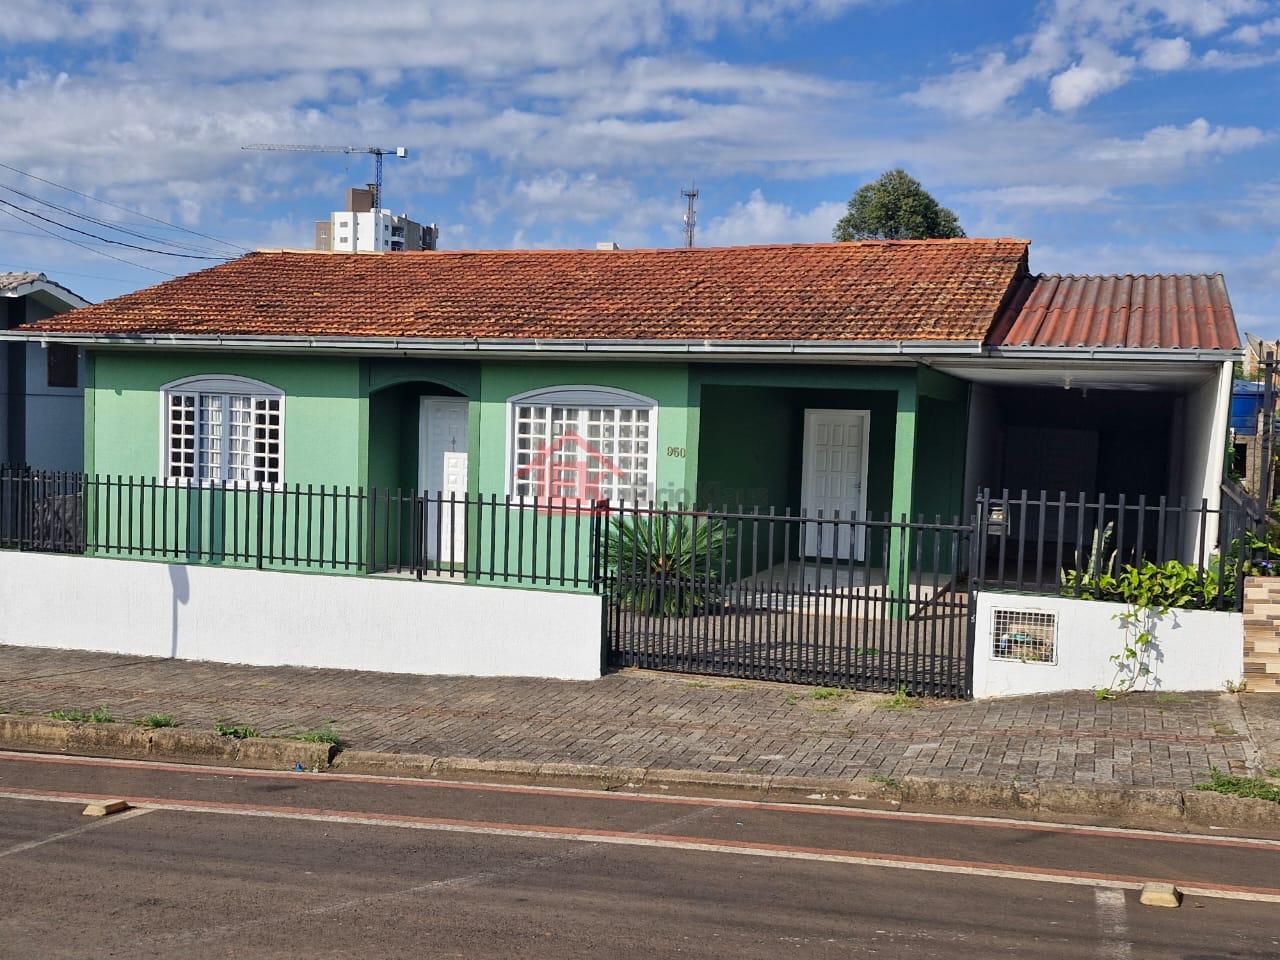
left=419, top=398, right=469, bottom=564
left=801, top=409, right=870, bottom=560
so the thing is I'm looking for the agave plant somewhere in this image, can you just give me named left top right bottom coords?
left=606, top=512, right=732, bottom=616
left=1061, top=521, right=1116, bottom=598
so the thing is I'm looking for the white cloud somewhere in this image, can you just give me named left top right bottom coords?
left=701, top=190, right=844, bottom=245
left=911, top=0, right=1267, bottom=116
left=1139, top=36, right=1193, bottom=70
left=1229, top=16, right=1280, bottom=44
left=959, top=184, right=1113, bottom=208
left=1048, top=47, right=1135, bottom=111
left=1087, top=117, right=1271, bottom=170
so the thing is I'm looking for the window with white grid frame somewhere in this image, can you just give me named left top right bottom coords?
left=511, top=400, right=653, bottom=503
left=164, top=381, right=283, bottom=485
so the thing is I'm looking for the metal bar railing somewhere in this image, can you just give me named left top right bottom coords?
left=975, top=487, right=1251, bottom=610
left=0, top=465, right=602, bottom=591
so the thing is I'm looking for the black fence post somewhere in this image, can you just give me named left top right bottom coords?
left=255, top=483, right=265, bottom=570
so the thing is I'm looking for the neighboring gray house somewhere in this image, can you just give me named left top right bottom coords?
left=0, top=272, right=90, bottom=470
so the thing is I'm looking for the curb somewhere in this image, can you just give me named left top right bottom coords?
left=3, top=717, right=1277, bottom=832
left=0, top=716, right=334, bottom=772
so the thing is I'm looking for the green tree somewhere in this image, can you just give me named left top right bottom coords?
left=832, top=168, right=965, bottom=241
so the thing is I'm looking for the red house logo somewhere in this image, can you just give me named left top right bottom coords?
left=515, top=432, right=625, bottom=508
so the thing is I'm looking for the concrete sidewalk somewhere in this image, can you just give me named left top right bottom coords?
left=0, top=645, right=1270, bottom=789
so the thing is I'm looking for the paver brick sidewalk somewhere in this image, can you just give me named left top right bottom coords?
left=0, top=645, right=1267, bottom=788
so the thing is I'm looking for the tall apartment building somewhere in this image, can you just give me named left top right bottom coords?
left=314, top=186, right=439, bottom=253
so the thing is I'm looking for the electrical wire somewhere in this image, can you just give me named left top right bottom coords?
left=0, top=206, right=175, bottom=277
left=0, top=197, right=228, bottom=260
left=0, top=160, right=251, bottom=254
left=0, top=182, right=235, bottom=258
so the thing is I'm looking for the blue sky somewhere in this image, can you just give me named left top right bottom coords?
left=2, top=1, right=1278, bottom=334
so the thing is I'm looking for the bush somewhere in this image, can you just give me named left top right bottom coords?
left=606, top=513, right=731, bottom=616
left=1062, top=558, right=1221, bottom=610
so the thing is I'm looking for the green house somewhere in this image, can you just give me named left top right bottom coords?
left=12, top=240, right=1239, bottom=589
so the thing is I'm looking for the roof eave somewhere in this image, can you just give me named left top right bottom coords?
left=983, top=345, right=1242, bottom=362
left=0, top=330, right=987, bottom=359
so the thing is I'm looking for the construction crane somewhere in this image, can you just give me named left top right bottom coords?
left=241, top=144, right=409, bottom=211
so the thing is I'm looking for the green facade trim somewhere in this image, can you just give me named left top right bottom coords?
left=82, top=350, right=971, bottom=596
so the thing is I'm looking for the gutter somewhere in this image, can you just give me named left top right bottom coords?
left=0, top=331, right=1242, bottom=363
left=979, top=346, right=1242, bottom=362
left=0, top=331, right=987, bottom=361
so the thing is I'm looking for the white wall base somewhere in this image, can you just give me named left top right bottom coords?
left=973, top=591, right=1243, bottom=699
left=0, top=552, right=602, bottom=681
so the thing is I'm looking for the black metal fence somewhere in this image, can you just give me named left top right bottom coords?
left=599, top=504, right=975, bottom=697
left=974, top=487, right=1251, bottom=610
left=0, top=467, right=601, bottom=591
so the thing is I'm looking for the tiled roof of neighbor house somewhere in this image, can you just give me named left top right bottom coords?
left=27, top=239, right=1030, bottom=343
left=989, top=273, right=1240, bottom=350
left=1, top=271, right=89, bottom=306
left=0, top=271, right=43, bottom=292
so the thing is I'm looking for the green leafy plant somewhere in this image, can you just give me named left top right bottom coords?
left=1195, top=768, right=1280, bottom=804
left=810, top=688, right=844, bottom=701
left=606, top=513, right=732, bottom=616
left=49, top=706, right=114, bottom=723
left=214, top=720, right=258, bottom=740
left=296, top=727, right=342, bottom=746
left=880, top=686, right=919, bottom=711
left=136, top=713, right=177, bottom=729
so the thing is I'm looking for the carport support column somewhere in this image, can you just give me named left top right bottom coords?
left=888, top=386, right=917, bottom=606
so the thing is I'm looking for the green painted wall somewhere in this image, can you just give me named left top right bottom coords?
left=82, top=351, right=966, bottom=596
left=89, top=351, right=364, bottom=486
left=475, top=361, right=696, bottom=500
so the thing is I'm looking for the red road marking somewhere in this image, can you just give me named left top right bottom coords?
left=6, top=783, right=1280, bottom=902
left=1, top=749, right=1277, bottom=853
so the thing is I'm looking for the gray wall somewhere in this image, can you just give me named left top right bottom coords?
left=1, top=294, right=85, bottom=471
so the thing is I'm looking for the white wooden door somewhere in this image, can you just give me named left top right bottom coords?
left=419, top=398, right=469, bottom=564
left=801, top=409, right=870, bottom=560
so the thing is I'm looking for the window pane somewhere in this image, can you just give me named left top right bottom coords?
left=509, top=401, right=652, bottom=504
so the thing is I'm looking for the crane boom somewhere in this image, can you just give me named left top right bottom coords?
left=241, top=144, right=408, bottom=210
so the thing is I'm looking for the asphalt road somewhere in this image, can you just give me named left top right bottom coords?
left=0, top=751, right=1278, bottom=959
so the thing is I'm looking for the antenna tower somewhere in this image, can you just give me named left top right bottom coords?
left=681, top=183, right=699, bottom=248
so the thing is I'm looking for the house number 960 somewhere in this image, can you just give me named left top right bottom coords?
left=665, top=445, right=686, bottom=458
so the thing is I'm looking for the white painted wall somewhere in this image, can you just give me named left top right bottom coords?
left=962, top=383, right=1001, bottom=509
left=1177, top=361, right=1232, bottom=559
left=0, top=553, right=602, bottom=681
left=972, top=591, right=1242, bottom=699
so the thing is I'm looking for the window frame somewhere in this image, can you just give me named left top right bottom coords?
left=159, top=375, right=286, bottom=488
left=504, top=385, right=657, bottom=506
left=46, top=343, right=79, bottom=389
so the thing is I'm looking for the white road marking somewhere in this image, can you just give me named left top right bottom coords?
left=2, top=787, right=1278, bottom=904
left=0, top=806, right=151, bottom=859
left=1093, top=888, right=1133, bottom=960
left=3, top=749, right=1278, bottom=851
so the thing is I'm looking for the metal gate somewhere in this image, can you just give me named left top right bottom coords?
left=599, top=505, right=976, bottom=698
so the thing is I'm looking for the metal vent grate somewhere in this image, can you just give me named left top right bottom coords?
left=992, top=608, right=1057, bottom=664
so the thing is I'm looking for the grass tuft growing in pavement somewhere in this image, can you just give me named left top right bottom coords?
left=1195, top=768, right=1280, bottom=804
left=136, top=713, right=177, bottom=729
left=810, top=688, right=845, bottom=701
left=214, top=720, right=259, bottom=740
left=296, top=727, right=342, bottom=747
left=879, top=686, right=920, bottom=711
left=48, top=706, right=114, bottom=723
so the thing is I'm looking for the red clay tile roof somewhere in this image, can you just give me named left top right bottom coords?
left=989, top=273, right=1240, bottom=351
left=29, top=240, right=1030, bottom=343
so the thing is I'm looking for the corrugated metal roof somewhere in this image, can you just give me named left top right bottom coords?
left=988, top=273, right=1240, bottom=350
